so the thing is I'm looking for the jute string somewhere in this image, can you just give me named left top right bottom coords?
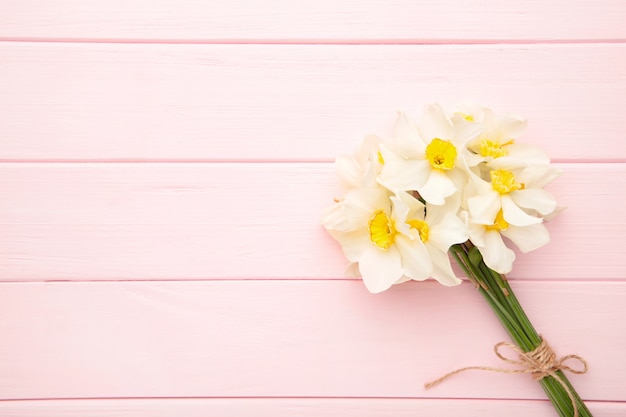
left=424, top=339, right=588, bottom=417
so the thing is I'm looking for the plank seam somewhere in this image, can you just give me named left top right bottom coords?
left=2, top=38, right=626, bottom=46
left=0, top=279, right=624, bottom=284
left=0, top=159, right=625, bottom=164
left=0, top=396, right=614, bottom=402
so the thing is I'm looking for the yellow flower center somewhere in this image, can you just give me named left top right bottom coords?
left=490, top=169, right=525, bottom=194
left=485, top=209, right=509, bottom=231
left=425, top=138, right=457, bottom=171
left=368, top=210, right=396, bottom=250
left=406, top=219, right=430, bottom=242
left=479, top=139, right=514, bottom=158
left=455, top=112, right=474, bottom=122
left=377, top=150, right=385, bottom=165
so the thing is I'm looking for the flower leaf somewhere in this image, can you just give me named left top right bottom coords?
left=468, top=246, right=484, bottom=267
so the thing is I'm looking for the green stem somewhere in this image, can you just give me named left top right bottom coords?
left=450, top=243, right=593, bottom=417
left=450, top=246, right=527, bottom=348
left=495, top=273, right=542, bottom=347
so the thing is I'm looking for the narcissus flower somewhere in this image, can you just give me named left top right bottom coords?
left=335, top=134, right=383, bottom=189
left=467, top=164, right=561, bottom=227
left=322, top=184, right=467, bottom=292
left=455, top=106, right=550, bottom=169
left=321, top=184, right=425, bottom=293
left=466, top=209, right=550, bottom=274
left=377, top=104, right=481, bottom=205
left=394, top=193, right=468, bottom=286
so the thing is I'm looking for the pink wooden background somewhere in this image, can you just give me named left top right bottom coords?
left=1, top=1, right=626, bottom=415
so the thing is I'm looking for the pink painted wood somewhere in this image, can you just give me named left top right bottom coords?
left=1, top=43, right=625, bottom=162
left=0, top=281, right=623, bottom=400
left=0, top=163, right=624, bottom=281
left=1, top=0, right=625, bottom=414
left=0, top=399, right=624, bottom=417
left=0, top=0, right=625, bottom=42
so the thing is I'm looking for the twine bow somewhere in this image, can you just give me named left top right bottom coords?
left=424, top=339, right=588, bottom=417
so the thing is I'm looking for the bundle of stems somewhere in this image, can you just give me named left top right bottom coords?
left=449, top=241, right=592, bottom=417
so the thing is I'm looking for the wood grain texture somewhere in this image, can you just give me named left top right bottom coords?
left=0, top=398, right=624, bottom=417
left=2, top=0, right=625, bottom=413
left=1, top=0, right=625, bottom=42
left=1, top=163, right=624, bottom=281
left=2, top=42, right=626, bottom=162
left=0, top=280, right=623, bottom=400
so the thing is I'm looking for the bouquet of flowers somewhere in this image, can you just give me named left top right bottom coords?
left=321, top=103, right=590, bottom=417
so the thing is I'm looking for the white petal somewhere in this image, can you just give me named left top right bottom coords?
left=468, top=191, right=501, bottom=225
left=463, top=150, right=485, bottom=167
left=511, top=188, right=557, bottom=216
left=482, top=108, right=497, bottom=129
left=322, top=185, right=393, bottom=234
left=543, top=205, right=566, bottom=221
left=419, top=169, right=457, bottom=205
left=396, top=191, right=427, bottom=218
left=481, top=231, right=515, bottom=274
left=394, top=112, right=425, bottom=157
left=447, top=167, right=470, bottom=195
left=507, top=143, right=550, bottom=165
left=390, top=195, right=411, bottom=218
left=428, top=212, right=468, bottom=253
left=360, top=163, right=379, bottom=188
left=378, top=147, right=430, bottom=192
left=498, top=115, right=527, bottom=139
left=422, top=201, right=447, bottom=224
left=390, top=195, right=413, bottom=236
left=335, top=155, right=363, bottom=189
left=452, top=118, right=483, bottom=146
left=453, top=102, right=485, bottom=122
left=395, top=275, right=411, bottom=284
left=344, top=262, right=361, bottom=277
left=321, top=201, right=367, bottom=232
left=501, top=195, right=542, bottom=226
left=502, top=223, right=550, bottom=253
left=419, top=104, right=453, bottom=142
left=356, top=134, right=382, bottom=162
left=487, top=156, right=530, bottom=171
left=321, top=201, right=345, bottom=229
left=395, top=235, right=432, bottom=281
left=428, top=246, right=462, bottom=286
left=359, top=246, right=404, bottom=293
left=467, top=170, right=493, bottom=194
left=519, top=165, right=562, bottom=188
left=330, top=230, right=371, bottom=262
left=335, top=135, right=384, bottom=189
left=344, top=186, right=389, bottom=214
left=467, top=222, right=487, bottom=248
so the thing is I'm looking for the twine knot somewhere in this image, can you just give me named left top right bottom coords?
left=425, top=339, right=588, bottom=417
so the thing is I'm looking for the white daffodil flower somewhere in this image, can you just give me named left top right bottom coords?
left=377, top=104, right=482, bottom=205
left=454, top=107, right=549, bottom=169
left=467, top=209, right=551, bottom=274
left=395, top=193, right=468, bottom=286
left=322, top=186, right=424, bottom=293
left=335, top=134, right=383, bottom=189
left=467, top=164, right=561, bottom=227
left=322, top=183, right=468, bottom=292
left=321, top=184, right=431, bottom=293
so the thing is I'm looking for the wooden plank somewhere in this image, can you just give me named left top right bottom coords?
left=0, top=1, right=625, bottom=42
left=1, top=42, right=626, bottom=162
left=1, top=163, right=624, bottom=281
left=0, top=398, right=623, bottom=417
left=0, top=280, right=623, bottom=400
